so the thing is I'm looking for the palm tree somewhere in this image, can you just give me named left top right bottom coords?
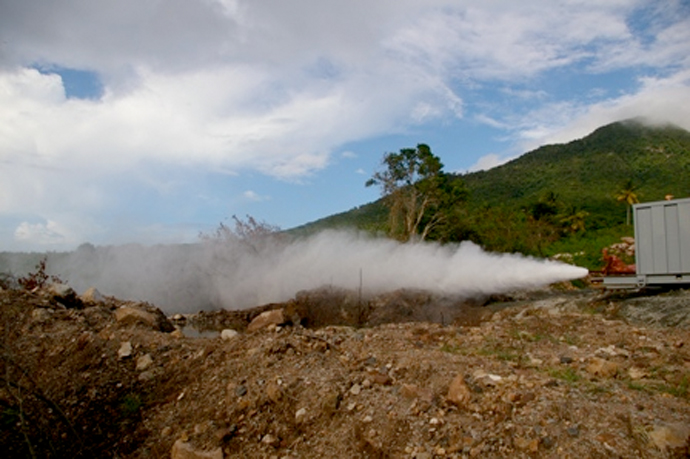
left=616, top=180, right=640, bottom=226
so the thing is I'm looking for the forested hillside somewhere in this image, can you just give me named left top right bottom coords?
left=294, top=119, right=690, bottom=267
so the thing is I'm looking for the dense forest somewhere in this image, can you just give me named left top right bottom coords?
left=293, top=118, right=690, bottom=269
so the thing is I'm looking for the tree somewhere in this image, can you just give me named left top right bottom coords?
left=616, top=180, right=640, bottom=225
left=366, top=144, right=466, bottom=241
left=559, top=206, right=589, bottom=234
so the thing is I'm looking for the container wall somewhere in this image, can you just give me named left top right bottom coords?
left=634, top=198, right=690, bottom=276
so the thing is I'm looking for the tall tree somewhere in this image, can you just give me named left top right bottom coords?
left=616, top=180, right=640, bottom=225
left=366, top=144, right=465, bottom=241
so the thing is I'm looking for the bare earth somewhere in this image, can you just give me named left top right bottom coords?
left=1, top=283, right=689, bottom=458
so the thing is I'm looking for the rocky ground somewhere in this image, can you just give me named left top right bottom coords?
left=1, top=280, right=689, bottom=458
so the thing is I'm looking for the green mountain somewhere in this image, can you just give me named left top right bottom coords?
left=463, top=118, right=690, bottom=227
left=297, top=118, right=690, bottom=234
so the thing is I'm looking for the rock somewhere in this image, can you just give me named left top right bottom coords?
left=446, top=374, right=471, bottom=407
left=80, top=287, right=105, bottom=304
left=136, top=354, right=153, bottom=371
left=115, top=305, right=174, bottom=332
left=247, top=309, right=286, bottom=332
left=221, top=329, right=239, bottom=340
left=265, top=381, right=282, bottom=402
left=349, top=383, right=362, bottom=395
left=295, top=408, right=307, bottom=423
left=48, top=283, right=83, bottom=309
left=472, top=369, right=502, bottom=387
left=649, top=423, right=690, bottom=451
left=118, top=341, right=133, bottom=359
left=115, top=306, right=157, bottom=328
left=171, top=439, right=223, bottom=459
left=559, top=356, right=574, bottom=364
left=138, top=370, right=155, bottom=381
left=171, top=329, right=185, bottom=339
left=628, top=367, right=648, bottom=380
left=585, top=357, right=619, bottom=378
left=172, top=313, right=186, bottom=323
left=401, top=384, right=434, bottom=403
left=49, top=283, right=75, bottom=298
left=261, top=434, right=279, bottom=446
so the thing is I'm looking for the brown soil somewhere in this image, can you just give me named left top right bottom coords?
left=1, top=283, right=689, bottom=458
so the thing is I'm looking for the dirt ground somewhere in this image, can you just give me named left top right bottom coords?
left=1, top=281, right=689, bottom=458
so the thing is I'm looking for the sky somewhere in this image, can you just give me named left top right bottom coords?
left=1, top=0, right=690, bottom=252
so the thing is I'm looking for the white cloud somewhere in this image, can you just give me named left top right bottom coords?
left=513, top=70, right=690, bottom=151
left=243, top=190, right=270, bottom=202
left=1, top=0, right=689, bottom=249
left=465, top=153, right=516, bottom=172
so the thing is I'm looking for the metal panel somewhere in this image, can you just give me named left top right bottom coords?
left=665, top=204, right=681, bottom=273
left=680, top=202, right=690, bottom=272
left=651, top=205, right=666, bottom=273
left=634, top=198, right=690, bottom=277
left=635, top=206, right=653, bottom=275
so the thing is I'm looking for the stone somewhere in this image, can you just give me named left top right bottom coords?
left=171, top=439, right=223, bottom=459
left=349, top=383, right=362, bottom=395
left=48, top=283, right=83, bottom=309
left=136, top=354, right=153, bottom=371
left=585, top=357, right=619, bottom=378
left=401, top=384, right=434, bottom=403
left=80, top=287, right=105, bottom=304
left=265, top=381, right=282, bottom=402
left=49, top=283, right=75, bottom=298
left=221, top=329, right=239, bottom=340
left=247, top=309, right=286, bottom=332
left=115, top=306, right=158, bottom=328
left=446, top=374, right=471, bottom=407
left=295, top=408, right=307, bottom=423
left=118, top=341, right=133, bottom=359
left=649, top=423, right=690, bottom=451
left=261, top=434, right=279, bottom=446
left=114, top=304, right=174, bottom=332
left=628, top=367, right=648, bottom=380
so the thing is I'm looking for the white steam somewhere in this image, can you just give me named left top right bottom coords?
left=45, top=230, right=587, bottom=313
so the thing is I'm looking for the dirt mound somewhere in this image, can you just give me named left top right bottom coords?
left=1, top=284, right=689, bottom=458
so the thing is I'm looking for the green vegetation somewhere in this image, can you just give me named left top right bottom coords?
left=365, top=144, right=467, bottom=241
left=294, top=118, right=690, bottom=270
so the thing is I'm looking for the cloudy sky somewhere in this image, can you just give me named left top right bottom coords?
left=1, top=0, right=689, bottom=251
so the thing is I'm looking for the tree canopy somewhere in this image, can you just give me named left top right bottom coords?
left=366, top=144, right=466, bottom=241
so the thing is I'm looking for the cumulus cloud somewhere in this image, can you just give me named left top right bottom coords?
left=0, top=0, right=689, bottom=248
left=512, top=70, right=690, bottom=152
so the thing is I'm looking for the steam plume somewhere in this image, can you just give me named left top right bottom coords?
left=49, top=230, right=587, bottom=313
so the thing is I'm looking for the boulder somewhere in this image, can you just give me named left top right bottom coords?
left=48, top=283, right=83, bottom=309
left=220, top=329, right=239, bottom=340
left=81, top=287, right=105, bottom=304
left=649, top=423, right=690, bottom=451
left=247, top=309, right=286, bottom=332
left=446, top=374, right=471, bottom=407
left=118, top=341, right=133, bottom=359
left=114, top=304, right=174, bottom=332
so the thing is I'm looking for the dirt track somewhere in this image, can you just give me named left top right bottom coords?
left=1, top=284, right=689, bottom=458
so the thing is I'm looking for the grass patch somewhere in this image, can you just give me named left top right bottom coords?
left=548, top=367, right=582, bottom=384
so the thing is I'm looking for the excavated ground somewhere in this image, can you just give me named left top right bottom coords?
left=1, top=283, right=689, bottom=458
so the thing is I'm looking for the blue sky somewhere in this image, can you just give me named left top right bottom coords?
left=1, top=0, right=690, bottom=252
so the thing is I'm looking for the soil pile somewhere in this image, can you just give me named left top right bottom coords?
left=1, top=283, right=689, bottom=458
